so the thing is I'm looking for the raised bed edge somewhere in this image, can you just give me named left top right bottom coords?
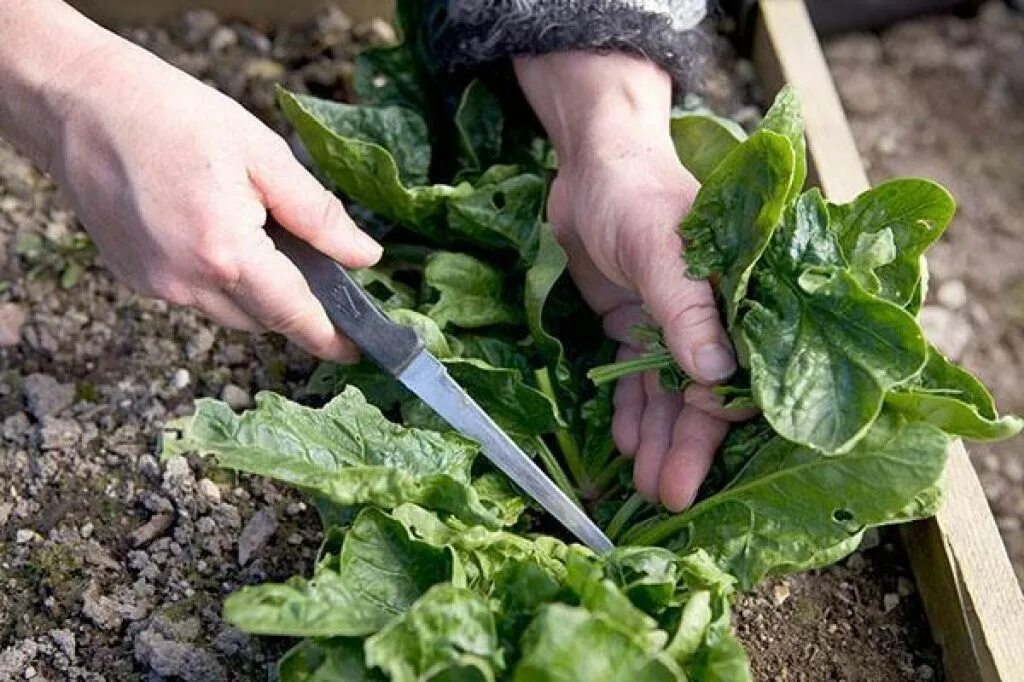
left=752, top=2, right=1024, bottom=680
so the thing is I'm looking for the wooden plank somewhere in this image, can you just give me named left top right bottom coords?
left=754, top=2, right=1024, bottom=680
left=70, top=0, right=390, bottom=26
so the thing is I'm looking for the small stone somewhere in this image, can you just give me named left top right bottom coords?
left=220, top=384, right=251, bottom=410
left=0, top=502, right=12, bottom=527
left=883, top=592, right=900, bottom=613
left=48, top=630, right=75, bottom=660
left=285, top=502, right=306, bottom=516
left=936, top=279, right=968, bottom=310
left=827, top=623, right=838, bottom=634
left=139, top=454, right=161, bottom=482
left=2, top=413, right=29, bottom=442
left=22, top=374, right=75, bottom=420
left=80, top=522, right=94, bottom=539
left=130, top=513, right=176, bottom=548
left=181, top=9, right=219, bottom=46
left=84, top=541, right=121, bottom=571
left=286, top=532, right=303, bottom=545
left=317, top=6, right=353, bottom=45
left=208, top=26, right=238, bottom=52
left=163, top=455, right=194, bottom=490
left=82, top=581, right=124, bottom=631
left=186, top=328, right=215, bottom=360
left=916, top=664, right=935, bottom=680
left=23, top=666, right=36, bottom=679
left=0, top=303, right=26, bottom=346
left=134, top=621, right=226, bottom=682
left=15, top=529, right=37, bottom=544
left=244, top=58, right=285, bottom=81
left=897, top=577, right=916, bottom=597
left=359, top=17, right=396, bottom=45
left=37, top=417, right=81, bottom=450
left=234, top=24, right=272, bottom=54
left=918, top=306, right=972, bottom=360
left=238, top=507, right=277, bottom=566
left=197, top=479, right=221, bottom=505
left=171, top=369, right=191, bottom=391
left=772, top=582, right=791, bottom=606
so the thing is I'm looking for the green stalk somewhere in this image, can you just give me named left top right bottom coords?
left=533, top=367, right=589, bottom=490
left=530, top=436, right=583, bottom=509
left=620, top=509, right=692, bottom=546
left=590, top=454, right=628, bottom=495
left=604, top=492, right=648, bottom=541
left=587, top=351, right=674, bottom=386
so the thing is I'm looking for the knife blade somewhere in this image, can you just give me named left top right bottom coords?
left=269, top=223, right=614, bottom=554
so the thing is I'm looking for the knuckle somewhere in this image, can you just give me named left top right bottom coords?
left=665, top=291, right=720, bottom=334
left=196, top=246, right=242, bottom=289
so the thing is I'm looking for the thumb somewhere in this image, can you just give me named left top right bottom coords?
left=250, top=138, right=382, bottom=268
left=627, top=229, right=736, bottom=384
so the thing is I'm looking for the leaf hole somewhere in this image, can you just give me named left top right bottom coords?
left=832, top=508, right=855, bottom=523
left=492, top=191, right=507, bottom=210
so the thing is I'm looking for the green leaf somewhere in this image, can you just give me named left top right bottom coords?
left=524, top=224, right=571, bottom=382
left=447, top=358, right=564, bottom=438
left=162, top=387, right=501, bottom=526
left=742, top=190, right=928, bottom=453
left=352, top=267, right=418, bottom=310
left=224, top=508, right=453, bottom=637
left=279, top=638, right=383, bottom=682
left=389, top=308, right=453, bottom=357
left=600, top=547, right=681, bottom=614
left=624, top=412, right=949, bottom=589
left=680, top=130, right=796, bottom=326
left=278, top=88, right=466, bottom=232
left=354, top=45, right=427, bottom=113
left=846, top=228, right=896, bottom=293
left=446, top=170, right=545, bottom=258
left=455, top=80, right=504, bottom=171
left=669, top=111, right=746, bottom=183
left=513, top=604, right=685, bottom=682
left=365, top=584, right=503, bottom=682
left=422, top=252, right=522, bottom=330
left=757, top=85, right=806, bottom=203
left=886, top=345, right=1023, bottom=440
left=830, top=179, right=955, bottom=309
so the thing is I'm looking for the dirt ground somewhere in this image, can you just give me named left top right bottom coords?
left=825, top=1, right=1024, bottom=587
left=0, top=4, right=1002, bottom=681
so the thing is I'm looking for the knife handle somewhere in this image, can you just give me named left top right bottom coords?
left=267, top=223, right=423, bottom=375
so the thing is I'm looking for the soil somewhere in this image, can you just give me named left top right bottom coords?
left=0, top=4, right=971, bottom=681
left=825, top=1, right=1024, bottom=586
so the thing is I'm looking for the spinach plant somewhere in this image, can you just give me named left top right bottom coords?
left=161, top=3, right=1020, bottom=678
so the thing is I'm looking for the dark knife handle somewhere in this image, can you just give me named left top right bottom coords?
left=268, top=223, right=423, bottom=375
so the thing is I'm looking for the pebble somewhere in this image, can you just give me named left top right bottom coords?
left=37, top=417, right=81, bottom=450
left=82, top=581, right=124, bottom=631
left=130, top=512, right=176, bottom=548
left=138, top=454, right=162, bottom=483
left=208, top=26, right=238, bottom=52
left=15, top=529, right=38, bottom=544
left=238, top=507, right=277, bottom=566
left=80, top=522, right=93, bottom=539
left=916, top=664, right=935, bottom=680
left=936, top=279, right=967, bottom=310
left=883, top=593, right=900, bottom=613
left=0, top=302, right=26, bottom=346
left=134, top=620, right=226, bottom=682
left=772, top=582, right=791, bottom=606
left=918, top=306, right=973, bottom=360
left=220, top=384, right=251, bottom=410
left=22, top=374, right=75, bottom=420
left=171, top=369, right=191, bottom=391
left=285, top=501, right=306, bottom=516
left=197, top=478, right=221, bottom=504
left=48, top=630, right=75, bottom=661
left=186, top=328, right=215, bottom=360
left=181, top=9, right=219, bottom=46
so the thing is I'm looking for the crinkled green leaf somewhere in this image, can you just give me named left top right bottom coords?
left=886, top=345, right=1023, bottom=440
left=162, top=387, right=501, bottom=527
left=680, top=129, right=796, bottom=326
left=846, top=227, right=896, bottom=293
left=225, top=508, right=453, bottom=637
left=624, top=412, right=949, bottom=588
left=365, top=584, right=503, bottom=682
left=830, top=179, right=955, bottom=309
left=600, top=546, right=681, bottom=614
left=388, top=308, right=453, bottom=357
left=513, top=604, right=685, bottom=682
left=352, top=267, right=418, bottom=311
left=422, top=252, right=522, bottom=330
left=446, top=170, right=544, bottom=258
left=742, top=190, right=928, bottom=453
left=446, top=358, right=563, bottom=437
left=669, top=111, right=746, bottom=183
left=757, top=85, right=806, bottom=203
left=455, top=80, right=504, bottom=171
left=524, top=224, right=571, bottom=382
left=279, top=638, right=383, bottom=682
left=278, top=88, right=466, bottom=232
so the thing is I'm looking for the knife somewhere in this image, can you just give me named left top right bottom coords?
left=269, top=224, right=614, bottom=554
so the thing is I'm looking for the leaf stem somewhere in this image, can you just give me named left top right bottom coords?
left=533, top=367, right=589, bottom=490
left=605, top=492, right=648, bottom=541
left=590, top=454, right=628, bottom=495
left=587, top=351, right=674, bottom=386
left=530, top=436, right=583, bottom=509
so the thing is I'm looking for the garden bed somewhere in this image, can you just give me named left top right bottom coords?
left=0, top=3, right=1016, bottom=680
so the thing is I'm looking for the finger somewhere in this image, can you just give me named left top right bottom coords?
left=602, top=303, right=651, bottom=349
left=626, top=229, right=737, bottom=385
left=191, top=289, right=266, bottom=334
left=249, top=139, right=382, bottom=268
left=683, top=383, right=760, bottom=423
left=612, top=346, right=645, bottom=457
left=658, top=405, right=730, bottom=512
left=633, top=371, right=685, bottom=502
left=225, top=238, right=360, bottom=362
left=556, top=225, right=639, bottom=315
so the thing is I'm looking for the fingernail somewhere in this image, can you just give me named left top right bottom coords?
left=355, top=230, right=383, bottom=261
left=694, top=343, right=736, bottom=382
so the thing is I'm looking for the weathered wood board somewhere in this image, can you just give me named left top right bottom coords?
left=754, top=2, right=1024, bottom=681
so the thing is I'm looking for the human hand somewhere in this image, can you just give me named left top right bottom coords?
left=38, top=24, right=380, bottom=361
left=515, top=52, right=755, bottom=511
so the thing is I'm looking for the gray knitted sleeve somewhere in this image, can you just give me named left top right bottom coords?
left=428, top=0, right=709, bottom=84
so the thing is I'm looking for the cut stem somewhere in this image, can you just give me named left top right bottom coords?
left=533, top=367, right=589, bottom=490
left=588, top=351, right=674, bottom=386
left=530, top=436, right=583, bottom=509
left=605, top=492, right=648, bottom=541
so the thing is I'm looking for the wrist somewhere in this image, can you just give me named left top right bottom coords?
left=514, top=52, right=674, bottom=169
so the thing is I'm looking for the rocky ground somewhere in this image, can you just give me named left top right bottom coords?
left=0, top=4, right=990, bottom=681
left=825, top=1, right=1024, bottom=586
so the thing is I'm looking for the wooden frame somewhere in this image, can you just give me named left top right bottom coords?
left=73, top=0, right=1024, bottom=678
left=754, top=2, right=1024, bottom=680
